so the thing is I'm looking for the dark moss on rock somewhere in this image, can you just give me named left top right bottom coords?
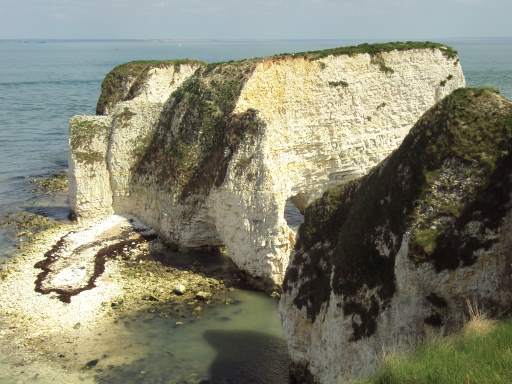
left=424, top=312, right=444, bottom=327
left=69, top=119, right=108, bottom=152
left=199, top=41, right=457, bottom=70
left=132, top=61, right=264, bottom=215
left=328, top=80, right=349, bottom=88
left=426, top=293, right=448, bottom=308
left=72, top=151, right=105, bottom=164
left=0, top=211, right=62, bottom=241
left=31, top=171, right=68, bottom=193
left=69, top=117, right=111, bottom=165
left=289, top=362, right=318, bottom=384
left=283, top=88, right=512, bottom=341
left=96, top=60, right=205, bottom=115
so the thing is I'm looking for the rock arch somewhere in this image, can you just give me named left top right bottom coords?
left=69, top=43, right=465, bottom=287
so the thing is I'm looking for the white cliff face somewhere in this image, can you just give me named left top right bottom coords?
left=69, top=46, right=465, bottom=287
left=127, top=64, right=201, bottom=105
left=279, top=89, right=512, bottom=383
left=69, top=63, right=201, bottom=222
left=107, top=100, right=163, bottom=211
left=208, top=49, right=464, bottom=284
left=69, top=115, right=113, bottom=219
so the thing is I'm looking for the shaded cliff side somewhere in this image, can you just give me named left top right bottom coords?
left=281, top=88, right=512, bottom=383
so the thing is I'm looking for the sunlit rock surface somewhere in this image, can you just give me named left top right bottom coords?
left=280, top=88, right=512, bottom=383
left=69, top=43, right=464, bottom=287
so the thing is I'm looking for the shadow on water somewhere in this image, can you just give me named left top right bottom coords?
left=202, top=330, right=290, bottom=384
left=94, top=328, right=290, bottom=384
left=91, top=290, right=290, bottom=384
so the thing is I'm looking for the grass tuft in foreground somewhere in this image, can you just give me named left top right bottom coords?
left=360, top=318, right=512, bottom=384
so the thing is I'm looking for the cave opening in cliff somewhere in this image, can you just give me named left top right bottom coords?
left=284, top=196, right=305, bottom=232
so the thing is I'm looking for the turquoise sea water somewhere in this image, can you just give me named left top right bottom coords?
left=0, top=38, right=511, bottom=383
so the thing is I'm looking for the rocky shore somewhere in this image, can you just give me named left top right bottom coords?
left=0, top=207, right=259, bottom=383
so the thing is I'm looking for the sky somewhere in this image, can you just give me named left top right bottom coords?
left=0, top=0, right=510, bottom=40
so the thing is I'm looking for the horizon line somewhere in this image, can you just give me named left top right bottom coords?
left=1, top=36, right=512, bottom=42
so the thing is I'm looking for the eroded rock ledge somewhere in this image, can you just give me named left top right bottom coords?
left=280, top=88, right=512, bottom=383
left=69, top=42, right=464, bottom=287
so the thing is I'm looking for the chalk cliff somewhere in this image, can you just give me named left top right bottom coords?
left=69, top=60, right=202, bottom=218
left=69, top=42, right=464, bottom=287
left=280, top=88, right=512, bottom=383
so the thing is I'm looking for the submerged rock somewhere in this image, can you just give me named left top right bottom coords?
left=31, top=171, right=68, bottom=193
left=195, top=291, right=212, bottom=301
left=280, top=88, right=512, bottom=383
left=69, top=42, right=464, bottom=287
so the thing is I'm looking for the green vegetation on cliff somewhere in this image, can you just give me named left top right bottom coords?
left=96, top=42, right=457, bottom=116
left=133, top=61, right=264, bottom=203
left=209, top=41, right=457, bottom=74
left=361, top=319, right=512, bottom=384
left=69, top=118, right=110, bottom=164
left=407, top=87, right=512, bottom=269
left=283, top=41, right=458, bottom=61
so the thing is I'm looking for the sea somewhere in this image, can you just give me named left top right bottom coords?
left=0, top=37, right=511, bottom=383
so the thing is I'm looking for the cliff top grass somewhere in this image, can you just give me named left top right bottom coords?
left=104, top=59, right=206, bottom=78
left=360, top=318, right=512, bottom=384
left=273, top=41, right=458, bottom=61
left=206, top=41, right=458, bottom=68
left=96, top=41, right=458, bottom=114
